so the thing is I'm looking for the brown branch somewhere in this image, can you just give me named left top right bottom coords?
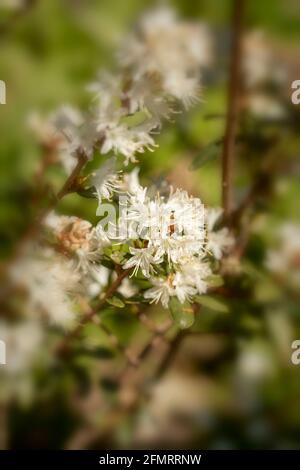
left=153, top=330, right=186, bottom=382
left=55, top=150, right=88, bottom=201
left=134, top=318, right=173, bottom=364
left=56, top=268, right=131, bottom=358
left=116, top=317, right=173, bottom=386
left=97, top=308, right=172, bottom=370
left=230, top=171, right=271, bottom=226
left=150, top=304, right=201, bottom=383
left=222, top=0, right=246, bottom=218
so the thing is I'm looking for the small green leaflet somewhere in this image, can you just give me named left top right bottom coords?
left=191, top=142, right=220, bottom=170
left=169, top=298, right=195, bottom=329
left=195, top=295, right=229, bottom=313
left=76, top=186, right=97, bottom=199
left=106, top=296, right=125, bottom=308
left=206, top=274, right=224, bottom=288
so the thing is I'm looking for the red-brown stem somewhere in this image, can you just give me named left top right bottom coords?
left=222, top=0, right=245, bottom=218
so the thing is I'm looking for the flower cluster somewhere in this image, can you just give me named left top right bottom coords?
left=119, top=6, right=212, bottom=109
left=30, top=6, right=212, bottom=170
left=95, top=171, right=233, bottom=308
left=2, top=6, right=230, bottom=394
left=36, top=168, right=233, bottom=312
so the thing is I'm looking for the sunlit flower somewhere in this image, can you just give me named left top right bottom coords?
left=99, top=123, right=157, bottom=165
left=120, top=6, right=212, bottom=108
left=123, top=246, right=162, bottom=277
left=144, top=277, right=174, bottom=308
left=47, top=213, right=108, bottom=274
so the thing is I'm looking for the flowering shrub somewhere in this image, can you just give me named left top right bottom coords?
left=1, top=1, right=299, bottom=450
left=5, top=6, right=232, bottom=337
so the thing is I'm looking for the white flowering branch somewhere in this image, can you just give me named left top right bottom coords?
left=2, top=7, right=237, bottom=412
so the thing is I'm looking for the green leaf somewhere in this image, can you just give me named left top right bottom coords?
left=100, top=258, right=115, bottom=270
left=195, top=295, right=229, bottom=313
left=169, top=298, right=194, bottom=329
left=76, top=186, right=97, bottom=199
left=120, top=110, right=148, bottom=128
left=206, top=274, right=224, bottom=288
left=124, top=294, right=146, bottom=304
left=106, top=296, right=125, bottom=308
left=191, top=142, right=220, bottom=170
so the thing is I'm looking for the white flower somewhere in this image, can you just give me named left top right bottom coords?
left=144, top=277, right=174, bottom=308
left=123, top=186, right=206, bottom=251
left=143, top=258, right=211, bottom=308
left=173, top=272, right=197, bottom=304
left=40, top=6, right=207, bottom=172
left=121, top=167, right=142, bottom=195
left=88, top=72, right=123, bottom=114
left=91, top=158, right=122, bottom=203
left=127, top=74, right=176, bottom=125
left=163, top=73, right=201, bottom=109
left=99, top=123, right=157, bottom=165
left=206, top=208, right=234, bottom=259
left=119, top=6, right=212, bottom=108
left=95, top=223, right=111, bottom=246
left=123, top=246, right=162, bottom=277
left=111, top=183, right=209, bottom=273
left=100, top=178, right=232, bottom=307
left=52, top=105, right=98, bottom=160
left=179, top=259, right=212, bottom=295
left=45, top=213, right=106, bottom=276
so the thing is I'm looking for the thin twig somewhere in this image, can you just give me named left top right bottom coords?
left=153, top=330, right=186, bottom=382
left=56, top=268, right=131, bottom=358
left=116, top=317, right=173, bottom=387
left=222, top=0, right=245, bottom=218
